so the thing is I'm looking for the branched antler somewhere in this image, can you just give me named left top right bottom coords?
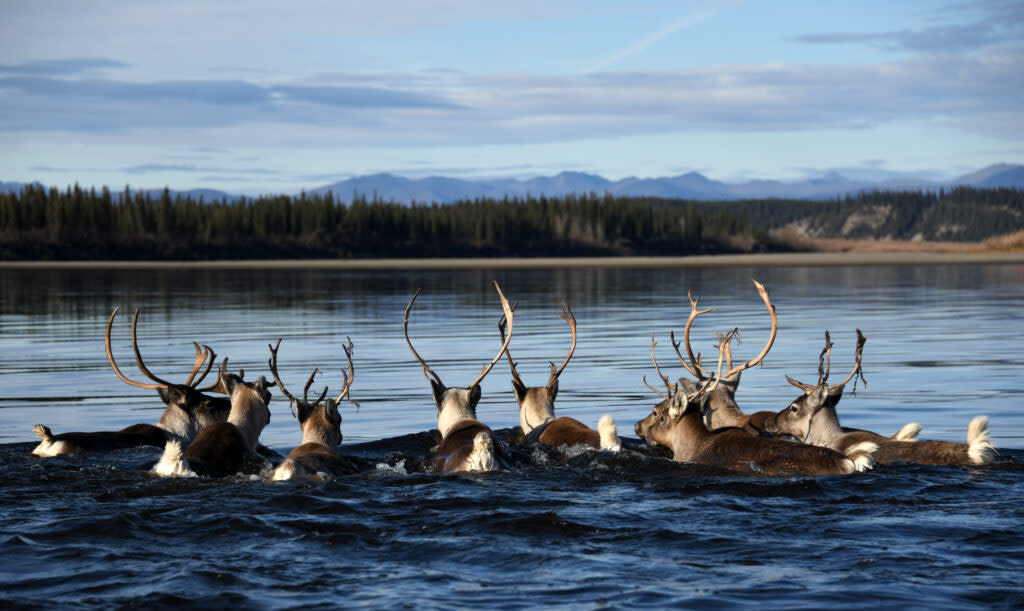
left=498, top=299, right=524, bottom=387
left=268, top=338, right=328, bottom=419
left=332, top=336, right=360, bottom=412
left=671, top=291, right=715, bottom=380
left=548, top=300, right=577, bottom=382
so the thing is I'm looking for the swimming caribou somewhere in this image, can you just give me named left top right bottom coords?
left=269, top=337, right=362, bottom=481
left=763, top=330, right=995, bottom=465
left=498, top=300, right=620, bottom=451
left=636, top=334, right=877, bottom=476
left=404, top=281, right=514, bottom=473
left=152, top=363, right=275, bottom=477
left=32, top=306, right=230, bottom=457
left=669, top=280, right=780, bottom=435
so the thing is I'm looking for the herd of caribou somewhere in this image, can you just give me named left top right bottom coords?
left=30, top=280, right=996, bottom=479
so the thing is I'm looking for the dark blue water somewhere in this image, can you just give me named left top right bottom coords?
left=1, top=263, right=1023, bottom=608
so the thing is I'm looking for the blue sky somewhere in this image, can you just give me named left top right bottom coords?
left=1, top=0, right=1022, bottom=194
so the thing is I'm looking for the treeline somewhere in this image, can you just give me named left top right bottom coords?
left=2, top=184, right=1020, bottom=260
left=0, top=185, right=765, bottom=260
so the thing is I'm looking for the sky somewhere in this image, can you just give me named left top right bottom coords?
left=1, top=0, right=1022, bottom=195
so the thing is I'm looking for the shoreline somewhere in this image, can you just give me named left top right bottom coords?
left=1, top=252, right=1023, bottom=270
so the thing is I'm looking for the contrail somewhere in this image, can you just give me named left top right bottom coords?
left=584, top=7, right=719, bottom=73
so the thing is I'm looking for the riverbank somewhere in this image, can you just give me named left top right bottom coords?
left=2, top=251, right=1023, bottom=270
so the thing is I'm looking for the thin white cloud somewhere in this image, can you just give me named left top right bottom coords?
left=584, top=7, right=721, bottom=73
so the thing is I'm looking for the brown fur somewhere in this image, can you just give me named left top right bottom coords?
left=636, top=397, right=859, bottom=476
left=537, top=416, right=601, bottom=449
left=766, top=385, right=984, bottom=465
left=36, top=423, right=169, bottom=453
left=431, top=419, right=493, bottom=473
left=830, top=431, right=975, bottom=465
left=283, top=443, right=360, bottom=476
left=182, top=422, right=251, bottom=478
left=738, top=411, right=776, bottom=436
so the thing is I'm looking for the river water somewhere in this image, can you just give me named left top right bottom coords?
left=1, top=263, right=1022, bottom=608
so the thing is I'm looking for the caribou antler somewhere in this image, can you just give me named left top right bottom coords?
left=548, top=300, right=577, bottom=382
left=713, top=327, right=739, bottom=373
left=406, top=281, right=514, bottom=390
left=643, top=333, right=674, bottom=400
left=268, top=338, right=328, bottom=419
left=190, top=344, right=218, bottom=388
left=468, top=281, right=514, bottom=389
left=818, top=330, right=835, bottom=385
left=787, top=329, right=865, bottom=395
left=183, top=342, right=207, bottom=387
left=105, top=307, right=166, bottom=390
left=128, top=308, right=179, bottom=389
left=720, top=279, right=777, bottom=379
left=498, top=299, right=524, bottom=387
left=829, top=329, right=867, bottom=393
left=671, top=291, right=715, bottom=380
left=332, top=336, right=360, bottom=411
left=403, top=288, right=444, bottom=388
left=106, top=306, right=228, bottom=394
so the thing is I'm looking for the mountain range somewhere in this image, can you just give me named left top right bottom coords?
left=309, top=163, right=1024, bottom=204
left=3, top=164, right=1023, bottom=204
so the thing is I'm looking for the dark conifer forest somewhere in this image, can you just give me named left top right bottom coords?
left=0, top=184, right=1020, bottom=260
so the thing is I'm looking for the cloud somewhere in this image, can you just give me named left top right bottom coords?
left=0, top=76, right=270, bottom=106
left=0, top=58, right=129, bottom=76
left=121, top=163, right=280, bottom=175
left=795, top=24, right=1006, bottom=53
left=794, top=7, right=1024, bottom=53
left=272, top=85, right=459, bottom=109
left=1, top=47, right=1022, bottom=146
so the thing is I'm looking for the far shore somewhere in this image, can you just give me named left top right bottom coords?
left=2, top=251, right=1023, bottom=270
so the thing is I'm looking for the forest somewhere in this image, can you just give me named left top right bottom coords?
left=0, top=184, right=1020, bottom=260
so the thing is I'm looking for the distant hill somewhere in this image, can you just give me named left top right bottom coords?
left=5, top=163, right=1022, bottom=205
left=954, top=164, right=1020, bottom=184
left=0, top=181, right=29, bottom=194
left=975, top=166, right=1024, bottom=189
left=311, top=163, right=1024, bottom=204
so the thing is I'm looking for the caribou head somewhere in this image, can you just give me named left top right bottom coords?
left=268, top=336, right=358, bottom=449
left=669, top=279, right=778, bottom=430
left=105, top=306, right=231, bottom=443
left=403, top=281, right=514, bottom=438
left=498, top=299, right=576, bottom=435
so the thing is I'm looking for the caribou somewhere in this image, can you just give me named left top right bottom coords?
left=783, top=330, right=919, bottom=441
left=32, top=306, right=230, bottom=457
left=636, top=336, right=877, bottom=476
left=763, top=331, right=995, bottom=465
left=670, top=280, right=779, bottom=434
left=404, top=281, right=514, bottom=473
left=152, top=363, right=275, bottom=477
left=269, top=337, right=361, bottom=481
left=498, top=300, right=620, bottom=452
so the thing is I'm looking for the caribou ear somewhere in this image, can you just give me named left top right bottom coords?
left=668, top=392, right=688, bottom=419
left=468, top=384, right=482, bottom=407
left=511, top=379, right=528, bottom=403
left=545, top=375, right=559, bottom=402
left=809, top=383, right=830, bottom=409
left=430, top=379, right=446, bottom=408
left=677, top=378, right=700, bottom=395
left=157, top=386, right=178, bottom=406
left=325, top=401, right=341, bottom=426
left=826, top=383, right=846, bottom=400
